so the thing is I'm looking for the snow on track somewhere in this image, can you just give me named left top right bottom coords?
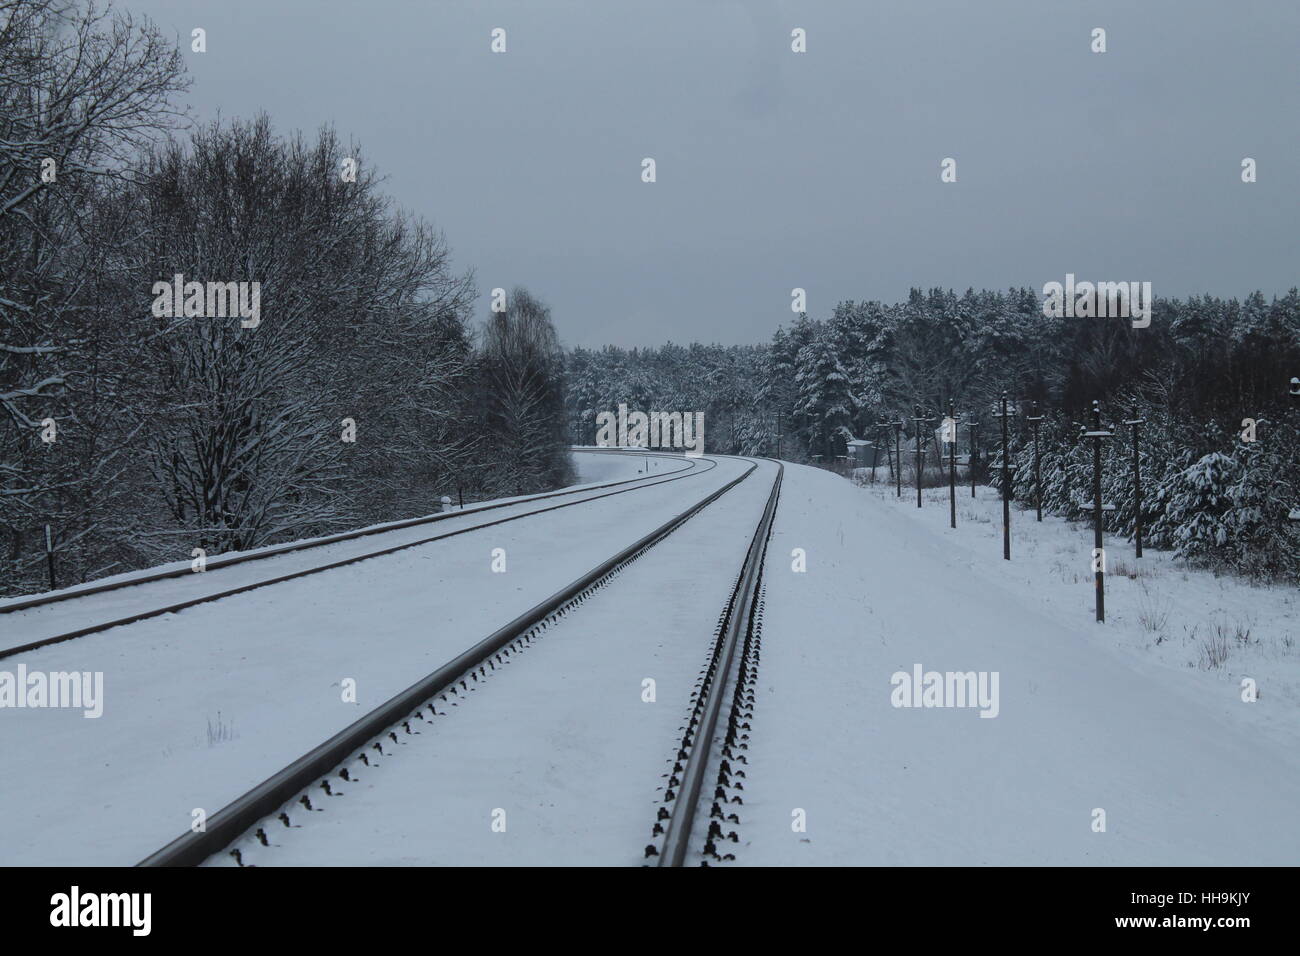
left=0, top=452, right=744, bottom=866
left=212, top=459, right=779, bottom=866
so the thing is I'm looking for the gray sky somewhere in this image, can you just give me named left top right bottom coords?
left=124, top=0, right=1300, bottom=348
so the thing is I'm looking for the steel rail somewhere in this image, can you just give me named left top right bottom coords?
left=137, top=457, right=758, bottom=866
left=0, top=450, right=694, bottom=615
left=0, top=454, right=718, bottom=660
left=657, top=461, right=782, bottom=867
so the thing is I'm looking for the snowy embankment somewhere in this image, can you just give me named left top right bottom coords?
left=0, top=452, right=740, bottom=866
left=0, top=448, right=684, bottom=615
left=872, top=479, right=1300, bottom=746
left=741, top=462, right=1300, bottom=865
left=570, top=446, right=678, bottom=484
left=0, top=452, right=690, bottom=654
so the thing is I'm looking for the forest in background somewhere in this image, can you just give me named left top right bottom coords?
left=565, top=287, right=1300, bottom=581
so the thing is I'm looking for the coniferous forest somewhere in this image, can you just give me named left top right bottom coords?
left=565, top=288, right=1300, bottom=581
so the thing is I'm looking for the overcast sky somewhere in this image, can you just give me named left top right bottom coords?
left=123, top=0, right=1299, bottom=348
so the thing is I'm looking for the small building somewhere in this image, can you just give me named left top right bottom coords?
left=846, top=439, right=886, bottom=468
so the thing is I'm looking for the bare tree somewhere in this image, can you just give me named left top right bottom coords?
left=115, top=119, right=480, bottom=556
left=0, top=0, right=187, bottom=587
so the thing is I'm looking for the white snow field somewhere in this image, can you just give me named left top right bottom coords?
left=741, top=462, right=1300, bottom=865
left=0, top=451, right=745, bottom=866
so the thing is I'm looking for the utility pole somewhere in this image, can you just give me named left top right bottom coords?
left=1083, top=400, right=1114, bottom=622
left=877, top=416, right=904, bottom=498
left=1290, top=379, right=1300, bottom=525
left=1123, top=409, right=1146, bottom=557
left=962, top=411, right=979, bottom=498
left=911, top=406, right=928, bottom=508
left=871, top=424, right=886, bottom=484
left=946, top=399, right=957, bottom=529
left=1026, top=401, right=1044, bottom=522
left=775, top=411, right=782, bottom=459
left=992, top=392, right=1015, bottom=560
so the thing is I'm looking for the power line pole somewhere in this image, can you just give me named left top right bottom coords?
left=1123, top=410, right=1146, bottom=557
left=962, top=410, right=979, bottom=498
left=945, top=399, right=957, bottom=529
left=911, top=406, right=929, bottom=508
left=877, top=416, right=904, bottom=498
left=1026, top=401, right=1044, bottom=522
left=1083, top=400, right=1115, bottom=622
left=992, top=392, right=1015, bottom=560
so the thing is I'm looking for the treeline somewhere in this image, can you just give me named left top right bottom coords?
left=565, top=343, right=771, bottom=453
left=566, top=286, right=1300, bottom=579
left=1, top=0, right=570, bottom=596
left=779, top=287, right=1300, bottom=579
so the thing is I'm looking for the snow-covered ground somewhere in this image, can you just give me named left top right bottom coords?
left=0, top=451, right=742, bottom=866
left=7, top=452, right=1296, bottom=867
left=0, top=451, right=690, bottom=653
left=740, top=462, right=1300, bottom=865
left=872, top=478, right=1300, bottom=749
left=570, top=447, right=679, bottom=484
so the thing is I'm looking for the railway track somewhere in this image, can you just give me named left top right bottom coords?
left=650, top=462, right=782, bottom=866
left=0, top=451, right=714, bottom=660
left=137, top=456, right=775, bottom=866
